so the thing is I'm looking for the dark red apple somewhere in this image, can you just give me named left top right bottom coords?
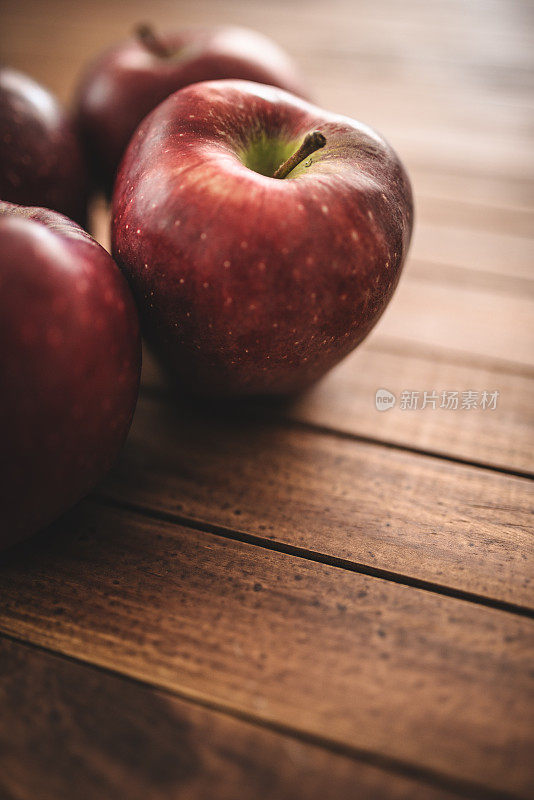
left=0, top=201, right=141, bottom=549
left=111, top=80, right=413, bottom=397
left=0, top=68, right=88, bottom=225
left=75, top=24, right=308, bottom=192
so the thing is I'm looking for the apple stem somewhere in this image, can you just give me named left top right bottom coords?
left=135, top=23, right=172, bottom=58
left=272, top=131, right=326, bottom=179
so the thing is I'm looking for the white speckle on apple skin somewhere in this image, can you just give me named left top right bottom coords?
left=224, top=260, right=231, bottom=268
left=351, top=230, right=359, bottom=241
left=257, top=261, right=266, bottom=271
left=200, top=232, right=207, bottom=240
left=321, top=205, right=329, bottom=214
left=240, top=241, right=248, bottom=249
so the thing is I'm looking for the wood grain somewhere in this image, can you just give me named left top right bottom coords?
left=141, top=342, right=534, bottom=474
left=411, top=222, right=534, bottom=281
left=374, top=278, right=534, bottom=367
left=2, top=636, right=457, bottom=800
left=286, top=344, right=534, bottom=473
left=0, top=502, right=533, bottom=798
left=99, top=393, right=534, bottom=610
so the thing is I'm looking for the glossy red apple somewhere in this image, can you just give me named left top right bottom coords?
left=112, top=80, right=413, bottom=397
left=0, top=201, right=141, bottom=549
left=0, top=68, right=88, bottom=225
left=75, top=24, right=308, bottom=191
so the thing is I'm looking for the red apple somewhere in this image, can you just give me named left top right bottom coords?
left=0, top=201, right=141, bottom=549
left=75, top=24, right=308, bottom=192
left=0, top=68, right=88, bottom=225
left=111, top=80, right=413, bottom=397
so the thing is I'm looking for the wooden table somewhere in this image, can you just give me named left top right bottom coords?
left=1, top=0, right=533, bottom=798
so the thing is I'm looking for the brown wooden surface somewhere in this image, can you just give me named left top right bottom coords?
left=101, top=393, right=534, bottom=610
left=1, top=0, right=533, bottom=799
left=4, top=637, right=458, bottom=800
left=2, top=502, right=533, bottom=798
left=141, top=345, right=534, bottom=473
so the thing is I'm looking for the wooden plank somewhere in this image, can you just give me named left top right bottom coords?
left=410, top=224, right=534, bottom=283
left=374, top=278, right=534, bottom=367
left=411, top=224, right=534, bottom=284
left=414, top=195, right=534, bottom=240
left=287, top=343, right=534, bottom=473
left=99, top=392, right=534, bottom=610
left=406, top=260, right=532, bottom=298
left=2, top=637, right=454, bottom=800
left=410, top=169, right=534, bottom=215
left=0, top=502, right=532, bottom=798
left=141, top=341, right=534, bottom=474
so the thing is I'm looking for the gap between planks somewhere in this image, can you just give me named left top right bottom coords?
left=1, top=502, right=532, bottom=798
left=139, top=381, right=534, bottom=482
left=0, top=635, right=468, bottom=800
left=0, top=630, right=516, bottom=800
left=101, top=385, right=534, bottom=609
left=94, top=493, right=534, bottom=619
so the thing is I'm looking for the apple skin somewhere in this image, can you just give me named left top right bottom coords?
left=112, top=80, right=413, bottom=397
left=0, top=201, right=141, bottom=550
left=75, top=25, right=308, bottom=192
left=0, top=68, right=88, bottom=226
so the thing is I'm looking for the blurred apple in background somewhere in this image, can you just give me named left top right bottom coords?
left=0, top=68, right=88, bottom=225
left=75, top=24, right=308, bottom=192
left=0, top=202, right=141, bottom=550
left=112, top=80, right=413, bottom=397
